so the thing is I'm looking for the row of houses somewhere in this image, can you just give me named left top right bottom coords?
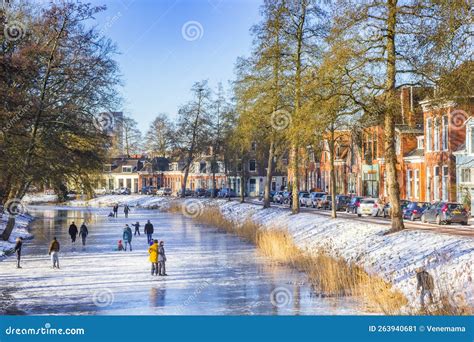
left=95, top=155, right=288, bottom=197
left=95, top=87, right=473, bottom=207
left=302, top=87, right=474, bottom=206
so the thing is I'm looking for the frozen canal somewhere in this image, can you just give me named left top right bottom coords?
left=0, top=206, right=363, bottom=315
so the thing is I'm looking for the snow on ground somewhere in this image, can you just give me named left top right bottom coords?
left=22, top=193, right=58, bottom=204
left=70, top=195, right=474, bottom=311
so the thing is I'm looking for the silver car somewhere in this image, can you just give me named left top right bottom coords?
left=306, top=192, right=326, bottom=208
left=299, top=192, right=310, bottom=206
left=357, top=198, right=383, bottom=217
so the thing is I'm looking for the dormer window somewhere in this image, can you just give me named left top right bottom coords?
left=417, top=136, right=424, bottom=150
left=122, top=166, right=132, bottom=173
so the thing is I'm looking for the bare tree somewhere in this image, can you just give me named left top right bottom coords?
left=172, top=81, right=211, bottom=198
left=145, top=113, right=173, bottom=158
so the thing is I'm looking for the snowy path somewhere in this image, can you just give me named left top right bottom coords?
left=0, top=206, right=363, bottom=315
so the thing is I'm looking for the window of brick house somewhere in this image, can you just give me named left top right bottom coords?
left=433, top=119, right=440, bottom=151
left=442, top=116, right=448, bottom=150
left=249, top=160, right=256, bottom=172
left=417, top=136, right=424, bottom=149
left=426, top=118, right=432, bottom=152
left=433, top=166, right=440, bottom=201
left=414, top=169, right=419, bottom=199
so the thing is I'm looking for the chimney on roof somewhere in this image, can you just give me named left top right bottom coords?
left=400, top=87, right=416, bottom=128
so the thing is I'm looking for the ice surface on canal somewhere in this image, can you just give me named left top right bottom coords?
left=0, top=206, right=363, bottom=315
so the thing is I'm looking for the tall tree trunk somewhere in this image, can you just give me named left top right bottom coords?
left=211, top=157, right=217, bottom=198
left=291, top=147, right=300, bottom=213
left=1, top=217, right=16, bottom=242
left=290, top=3, right=306, bottom=214
left=240, top=158, right=246, bottom=203
left=329, top=128, right=337, bottom=219
left=181, top=155, right=192, bottom=198
left=263, top=139, right=275, bottom=208
left=385, top=0, right=404, bottom=232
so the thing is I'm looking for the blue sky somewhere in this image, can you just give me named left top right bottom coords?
left=86, top=0, right=262, bottom=132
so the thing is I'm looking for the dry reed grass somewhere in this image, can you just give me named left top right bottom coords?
left=167, top=201, right=471, bottom=315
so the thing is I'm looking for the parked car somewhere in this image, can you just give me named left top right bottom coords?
left=194, top=188, right=207, bottom=197
left=306, top=192, right=326, bottom=208
left=346, top=196, right=364, bottom=214
left=175, top=188, right=194, bottom=197
left=421, top=202, right=468, bottom=225
left=95, top=187, right=109, bottom=195
left=357, top=198, right=383, bottom=217
left=329, top=195, right=351, bottom=211
left=383, top=200, right=410, bottom=218
left=299, top=192, right=310, bottom=206
left=141, top=186, right=157, bottom=195
left=114, top=187, right=130, bottom=195
left=156, top=187, right=172, bottom=196
left=282, top=191, right=292, bottom=205
left=316, top=194, right=332, bottom=209
left=218, top=188, right=237, bottom=198
left=403, top=201, right=430, bottom=221
left=204, top=188, right=219, bottom=197
left=259, top=190, right=277, bottom=201
left=273, top=191, right=285, bottom=204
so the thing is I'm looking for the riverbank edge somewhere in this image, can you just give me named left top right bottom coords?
left=161, top=198, right=473, bottom=314
left=39, top=194, right=474, bottom=313
left=0, top=213, right=35, bottom=259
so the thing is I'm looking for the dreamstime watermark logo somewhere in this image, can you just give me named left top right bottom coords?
left=181, top=20, right=204, bottom=41
left=92, top=288, right=114, bottom=307
left=4, top=20, right=27, bottom=42
left=270, top=287, right=292, bottom=308
left=98, top=11, right=122, bottom=36
left=450, top=109, right=468, bottom=130
left=3, top=198, right=27, bottom=216
left=175, top=280, right=210, bottom=314
left=93, top=112, right=114, bottom=132
left=270, top=109, right=292, bottom=131
left=182, top=199, right=204, bottom=218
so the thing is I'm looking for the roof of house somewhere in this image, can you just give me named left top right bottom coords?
left=395, top=124, right=423, bottom=134
left=108, top=158, right=144, bottom=173
left=404, top=148, right=424, bottom=158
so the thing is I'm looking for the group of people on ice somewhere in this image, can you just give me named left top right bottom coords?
left=68, top=221, right=89, bottom=246
left=110, top=203, right=130, bottom=218
left=118, top=219, right=156, bottom=251
left=116, top=219, right=167, bottom=275
left=13, top=204, right=168, bottom=277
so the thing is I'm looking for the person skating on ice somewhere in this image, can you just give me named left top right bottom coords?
left=68, top=222, right=78, bottom=244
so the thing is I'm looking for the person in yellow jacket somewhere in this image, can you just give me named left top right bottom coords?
left=148, top=240, right=159, bottom=276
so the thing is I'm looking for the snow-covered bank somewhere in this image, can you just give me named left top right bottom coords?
left=64, top=195, right=474, bottom=311
left=211, top=200, right=474, bottom=311
left=0, top=213, right=34, bottom=259
left=22, top=193, right=58, bottom=204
